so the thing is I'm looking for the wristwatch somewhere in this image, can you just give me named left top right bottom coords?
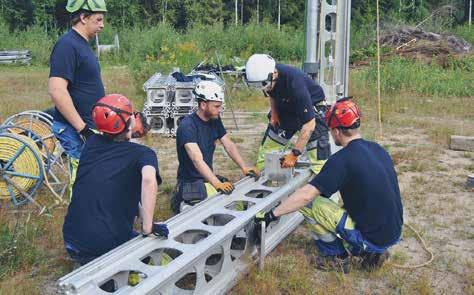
left=291, top=148, right=302, bottom=157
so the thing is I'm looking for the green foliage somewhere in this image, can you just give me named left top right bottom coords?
left=363, top=56, right=474, bottom=97
left=113, top=22, right=303, bottom=93
left=0, top=20, right=55, bottom=65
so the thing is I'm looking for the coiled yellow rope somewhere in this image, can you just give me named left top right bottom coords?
left=8, top=118, right=56, bottom=155
left=0, top=134, right=41, bottom=202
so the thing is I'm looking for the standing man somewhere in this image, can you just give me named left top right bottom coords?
left=171, top=81, right=259, bottom=213
left=245, top=54, right=330, bottom=174
left=257, top=99, right=403, bottom=273
left=48, top=0, right=107, bottom=197
left=63, top=94, right=168, bottom=267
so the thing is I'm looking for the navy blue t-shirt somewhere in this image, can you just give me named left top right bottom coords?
left=63, top=135, right=161, bottom=256
left=49, top=29, right=105, bottom=128
left=309, top=139, right=403, bottom=246
left=176, top=112, right=227, bottom=182
left=267, top=64, right=325, bottom=130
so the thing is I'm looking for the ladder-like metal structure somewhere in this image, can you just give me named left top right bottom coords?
left=304, top=0, right=352, bottom=104
left=58, top=168, right=313, bottom=294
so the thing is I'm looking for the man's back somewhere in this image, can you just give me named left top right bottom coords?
left=63, top=135, right=159, bottom=256
left=311, top=138, right=403, bottom=246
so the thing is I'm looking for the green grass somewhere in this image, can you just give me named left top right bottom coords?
left=353, top=56, right=474, bottom=98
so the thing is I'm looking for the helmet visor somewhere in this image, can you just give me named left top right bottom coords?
left=245, top=73, right=274, bottom=90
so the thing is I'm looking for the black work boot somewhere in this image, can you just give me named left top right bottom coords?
left=360, top=251, right=390, bottom=271
left=313, top=255, right=351, bottom=274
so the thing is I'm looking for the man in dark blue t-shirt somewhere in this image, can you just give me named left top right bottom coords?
left=245, top=54, right=330, bottom=174
left=172, top=81, right=259, bottom=213
left=49, top=1, right=107, bottom=198
left=63, top=94, right=168, bottom=266
left=257, top=99, right=403, bottom=273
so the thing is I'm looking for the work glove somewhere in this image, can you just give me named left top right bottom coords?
left=78, top=125, right=95, bottom=142
left=143, top=222, right=169, bottom=238
left=254, top=209, right=279, bottom=244
left=280, top=150, right=299, bottom=168
left=215, top=181, right=234, bottom=195
left=242, top=167, right=260, bottom=180
left=254, top=209, right=279, bottom=226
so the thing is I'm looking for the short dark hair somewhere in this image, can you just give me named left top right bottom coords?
left=337, top=120, right=360, bottom=136
left=70, top=9, right=93, bottom=26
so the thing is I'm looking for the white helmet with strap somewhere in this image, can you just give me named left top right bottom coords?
left=245, top=54, right=276, bottom=89
left=193, top=81, right=224, bottom=103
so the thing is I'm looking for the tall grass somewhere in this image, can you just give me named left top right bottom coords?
left=355, top=56, right=474, bottom=98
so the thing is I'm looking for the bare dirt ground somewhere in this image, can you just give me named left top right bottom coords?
left=0, top=66, right=472, bottom=294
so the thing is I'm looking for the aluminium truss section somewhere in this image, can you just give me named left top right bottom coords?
left=57, top=168, right=313, bottom=294
left=304, top=0, right=351, bottom=104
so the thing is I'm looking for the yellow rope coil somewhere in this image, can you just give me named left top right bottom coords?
left=0, top=134, right=41, bottom=202
left=7, top=118, right=56, bottom=155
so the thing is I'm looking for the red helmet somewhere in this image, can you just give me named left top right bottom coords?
left=93, top=94, right=133, bottom=134
left=325, top=97, right=361, bottom=129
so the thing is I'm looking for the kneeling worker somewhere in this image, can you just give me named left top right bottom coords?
left=172, top=81, right=259, bottom=213
left=257, top=98, right=403, bottom=273
left=63, top=94, right=168, bottom=266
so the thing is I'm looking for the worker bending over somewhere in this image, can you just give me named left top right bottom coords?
left=63, top=94, right=168, bottom=267
left=245, top=54, right=330, bottom=174
left=171, top=81, right=259, bottom=213
left=257, top=98, right=403, bottom=273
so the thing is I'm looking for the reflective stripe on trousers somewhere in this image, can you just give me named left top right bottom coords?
left=299, top=197, right=394, bottom=256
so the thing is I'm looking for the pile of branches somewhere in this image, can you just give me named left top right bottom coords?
left=381, top=27, right=471, bottom=58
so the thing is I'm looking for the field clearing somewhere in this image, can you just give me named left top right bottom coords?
left=0, top=64, right=473, bottom=294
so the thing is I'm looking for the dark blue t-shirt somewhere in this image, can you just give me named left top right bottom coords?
left=63, top=135, right=161, bottom=256
left=176, top=112, right=227, bottom=182
left=49, top=29, right=105, bottom=128
left=309, top=139, right=403, bottom=246
left=267, top=64, right=325, bottom=130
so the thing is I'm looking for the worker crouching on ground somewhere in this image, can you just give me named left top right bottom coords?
left=171, top=81, right=259, bottom=213
left=245, top=54, right=330, bottom=174
left=62, top=94, right=168, bottom=267
left=256, top=98, right=404, bottom=273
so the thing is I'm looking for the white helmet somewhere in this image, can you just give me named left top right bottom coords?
left=245, top=54, right=276, bottom=89
left=193, top=81, right=224, bottom=103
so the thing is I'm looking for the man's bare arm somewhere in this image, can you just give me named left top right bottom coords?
left=140, top=165, right=158, bottom=234
left=48, top=77, right=86, bottom=131
left=294, top=118, right=316, bottom=152
left=219, top=134, right=246, bottom=172
left=273, top=184, right=320, bottom=217
left=184, top=143, right=220, bottom=187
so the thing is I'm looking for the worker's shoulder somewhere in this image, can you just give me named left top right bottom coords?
left=121, top=140, right=157, bottom=157
left=176, top=114, right=196, bottom=131
left=54, top=30, right=79, bottom=47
